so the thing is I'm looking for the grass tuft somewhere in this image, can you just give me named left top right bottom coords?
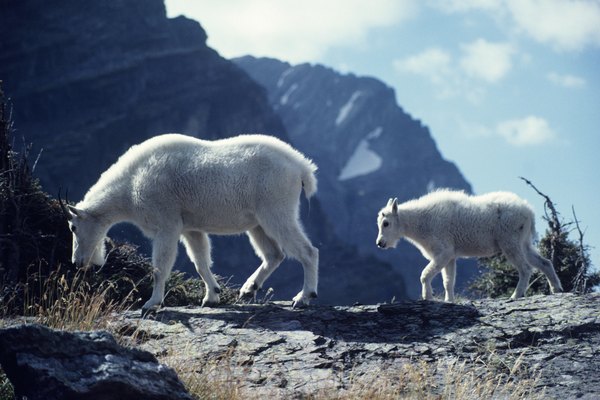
left=161, top=348, right=246, bottom=400
left=306, top=358, right=544, bottom=400
left=151, top=349, right=546, bottom=400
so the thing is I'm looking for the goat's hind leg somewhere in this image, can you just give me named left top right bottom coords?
left=182, top=231, right=221, bottom=307
left=503, top=246, right=533, bottom=299
left=239, top=226, right=285, bottom=302
left=524, top=244, right=563, bottom=294
left=288, top=229, right=319, bottom=308
left=142, top=231, right=180, bottom=315
left=259, top=217, right=319, bottom=308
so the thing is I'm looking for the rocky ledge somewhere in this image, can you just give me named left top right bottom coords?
left=117, top=292, right=598, bottom=399
left=1, top=293, right=597, bottom=399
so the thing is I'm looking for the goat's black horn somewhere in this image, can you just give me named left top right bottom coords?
left=58, top=187, right=73, bottom=220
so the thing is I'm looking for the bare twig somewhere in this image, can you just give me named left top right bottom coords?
left=31, top=148, right=43, bottom=173
left=519, top=177, right=562, bottom=271
left=519, top=177, right=561, bottom=231
left=571, top=206, right=588, bottom=293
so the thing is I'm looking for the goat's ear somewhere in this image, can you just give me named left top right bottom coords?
left=387, top=198, right=394, bottom=207
left=391, top=198, right=399, bottom=214
left=67, top=205, right=85, bottom=219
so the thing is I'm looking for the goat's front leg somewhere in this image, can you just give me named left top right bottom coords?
left=182, top=231, right=221, bottom=307
left=142, top=231, right=179, bottom=315
left=442, top=259, right=457, bottom=302
left=420, top=253, right=452, bottom=301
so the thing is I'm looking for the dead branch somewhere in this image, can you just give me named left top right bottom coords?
left=519, top=177, right=562, bottom=232
left=519, top=177, right=563, bottom=272
left=571, top=206, right=588, bottom=293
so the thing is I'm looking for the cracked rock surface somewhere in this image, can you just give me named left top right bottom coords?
left=116, top=293, right=599, bottom=399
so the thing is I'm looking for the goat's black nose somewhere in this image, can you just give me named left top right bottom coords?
left=377, top=240, right=386, bottom=249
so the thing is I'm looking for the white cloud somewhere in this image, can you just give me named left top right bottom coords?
left=429, top=0, right=503, bottom=13
left=393, top=48, right=452, bottom=84
left=433, top=0, right=600, bottom=52
left=459, top=39, right=514, bottom=82
left=393, top=48, right=479, bottom=101
left=547, top=72, right=586, bottom=88
left=165, top=0, right=417, bottom=63
left=506, top=0, right=600, bottom=51
left=394, top=41, right=512, bottom=102
left=457, top=118, right=494, bottom=139
left=496, top=116, right=556, bottom=146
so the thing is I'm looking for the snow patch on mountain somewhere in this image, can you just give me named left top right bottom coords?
left=367, top=126, right=383, bottom=139
left=280, top=83, right=298, bottom=105
left=339, top=127, right=383, bottom=181
left=427, top=179, right=436, bottom=192
left=277, top=68, right=293, bottom=88
left=336, top=91, right=362, bottom=126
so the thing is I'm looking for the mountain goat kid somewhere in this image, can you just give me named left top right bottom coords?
left=64, top=133, right=319, bottom=314
left=376, top=190, right=562, bottom=302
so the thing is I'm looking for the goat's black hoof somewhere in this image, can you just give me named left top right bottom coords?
left=201, top=300, right=219, bottom=308
left=141, top=307, right=157, bottom=319
left=292, top=300, right=309, bottom=309
left=238, top=291, right=255, bottom=301
left=238, top=283, right=259, bottom=302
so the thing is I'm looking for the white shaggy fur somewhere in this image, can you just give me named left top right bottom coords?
left=67, top=133, right=319, bottom=311
left=376, top=190, right=563, bottom=302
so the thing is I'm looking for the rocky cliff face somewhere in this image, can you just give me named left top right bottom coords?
left=0, top=0, right=284, bottom=200
left=236, top=57, right=474, bottom=297
left=0, top=0, right=408, bottom=304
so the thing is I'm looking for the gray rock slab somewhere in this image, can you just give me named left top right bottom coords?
left=114, top=293, right=599, bottom=399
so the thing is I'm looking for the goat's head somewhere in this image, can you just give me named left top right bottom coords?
left=60, top=195, right=107, bottom=267
left=376, top=197, right=402, bottom=249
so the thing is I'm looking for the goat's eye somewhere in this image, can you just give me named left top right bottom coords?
left=382, top=221, right=389, bottom=228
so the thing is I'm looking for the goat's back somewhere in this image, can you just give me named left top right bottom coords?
left=406, top=190, right=536, bottom=256
left=82, top=134, right=316, bottom=230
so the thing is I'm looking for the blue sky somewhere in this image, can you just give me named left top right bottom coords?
left=165, top=0, right=600, bottom=267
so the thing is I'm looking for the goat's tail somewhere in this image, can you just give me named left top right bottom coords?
left=529, top=214, right=539, bottom=243
left=301, top=160, right=318, bottom=199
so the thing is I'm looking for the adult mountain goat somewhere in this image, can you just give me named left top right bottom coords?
left=64, top=134, right=319, bottom=313
left=376, top=190, right=562, bottom=302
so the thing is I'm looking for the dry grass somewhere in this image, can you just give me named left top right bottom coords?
left=1, top=266, right=137, bottom=332
left=159, top=347, right=247, bottom=400
left=1, top=266, right=136, bottom=400
left=152, top=346, right=546, bottom=400
left=305, top=357, right=545, bottom=400
left=441, top=357, right=544, bottom=400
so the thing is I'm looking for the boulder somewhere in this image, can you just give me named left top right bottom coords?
left=0, top=324, right=193, bottom=400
